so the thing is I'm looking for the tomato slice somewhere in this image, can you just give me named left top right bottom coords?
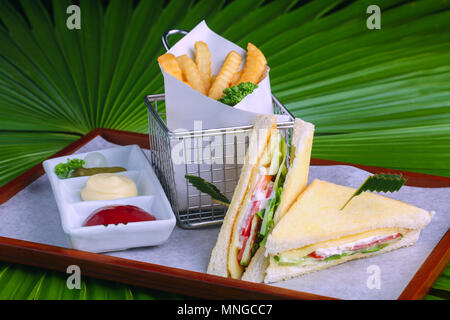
left=351, top=233, right=401, bottom=251
left=308, top=233, right=403, bottom=260
left=265, top=181, right=274, bottom=198
left=252, top=175, right=273, bottom=200
left=238, top=215, right=262, bottom=266
left=241, top=201, right=261, bottom=237
left=308, top=251, right=325, bottom=260
left=238, top=175, right=276, bottom=260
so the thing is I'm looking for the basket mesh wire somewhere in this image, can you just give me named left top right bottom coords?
left=146, top=94, right=294, bottom=229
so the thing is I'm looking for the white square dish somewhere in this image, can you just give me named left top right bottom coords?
left=43, top=145, right=176, bottom=253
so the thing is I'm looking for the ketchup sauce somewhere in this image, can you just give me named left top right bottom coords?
left=83, top=205, right=156, bottom=227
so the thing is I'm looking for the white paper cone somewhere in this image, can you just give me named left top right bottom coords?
left=160, top=20, right=289, bottom=131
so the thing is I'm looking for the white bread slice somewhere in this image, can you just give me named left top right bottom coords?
left=207, top=114, right=276, bottom=277
left=241, top=246, right=268, bottom=283
left=273, top=118, right=314, bottom=224
left=241, top=118, right=315, bottom=282
left=264, top=229, right=421, bottom=283
left=266, top=179, right=433, bottom=255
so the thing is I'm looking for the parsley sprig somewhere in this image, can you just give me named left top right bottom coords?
left=54, top=158, right=85, bottom=179
left=218, top=82, right=258, bottom=106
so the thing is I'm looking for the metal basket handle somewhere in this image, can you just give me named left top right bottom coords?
left=162, top=29, right=189, bottom=51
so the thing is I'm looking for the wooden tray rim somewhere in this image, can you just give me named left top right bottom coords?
left=0, top=128, right=448, bottom=300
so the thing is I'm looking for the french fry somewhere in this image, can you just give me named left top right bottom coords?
left=208, top=51, right=241, bottom=100
left=236, top=43, right=267, bottom=85
left=230, top=70, right=241, bottom=87
left=195, top=41, right=212, bottom=92
left=157, top=53, right=184, bottom=82
left=176, top=55, right=207, bottom=95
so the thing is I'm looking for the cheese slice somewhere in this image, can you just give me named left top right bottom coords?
left=275, top=227, right=407, bottom=261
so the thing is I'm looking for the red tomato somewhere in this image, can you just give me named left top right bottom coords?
left=252, top=175, right=273, bottom=199
left=308, top=251, right=325, bottom=260
left=265, top=181, right=274, bottom=198
left=351, top=233, right=401, bottom=251
left=241, top=201, right=261, bottom=237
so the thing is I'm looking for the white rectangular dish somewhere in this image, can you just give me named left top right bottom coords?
left=42, top=145, right=176, bottom=253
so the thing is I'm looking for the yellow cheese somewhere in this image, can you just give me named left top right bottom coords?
left=277, top=227, right=406, bottom=260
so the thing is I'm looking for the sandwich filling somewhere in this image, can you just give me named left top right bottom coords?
left=272, top=228, right=406, bottom=267
left=237, top=132, right=288, bottom=267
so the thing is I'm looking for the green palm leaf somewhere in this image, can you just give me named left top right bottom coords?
left=0, top=262, right=180, bottom=300
left=0, top=0, right=448, bottom=300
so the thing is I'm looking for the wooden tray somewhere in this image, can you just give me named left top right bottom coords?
left=0, top=128, right=448, bottom=300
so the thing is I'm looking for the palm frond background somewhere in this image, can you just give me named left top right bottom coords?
left=0, top=0, right=448, bottom=299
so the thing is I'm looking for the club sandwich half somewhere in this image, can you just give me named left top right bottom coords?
left=207, top=114, right=315, bottom=279
left=264, top=179, right=434, bottom=283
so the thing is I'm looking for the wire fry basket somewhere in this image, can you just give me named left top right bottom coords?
left=146, top=28, right=295, bottom=229
left=145, top=94, right=294, bottom=229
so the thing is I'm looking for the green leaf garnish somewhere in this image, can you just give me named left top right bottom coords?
left=218, top=82, right=258, bottom=106
left=359, top=243, right=390, bottom=254
left=341, top=173, right=407, bottom=210
left=185, top=175, right=230, bottom=206
left=54, top=158, right=85, bottom=179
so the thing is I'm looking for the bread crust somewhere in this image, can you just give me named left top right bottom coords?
left=240, top=246, right=268, bottom=283
left=207, top=115, right=276, bottom=277
left=264, top=229, right=421, bottom=283
left=241, top=118, right=315, bottom=282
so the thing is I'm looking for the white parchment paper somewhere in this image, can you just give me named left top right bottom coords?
left=0, top=137, right=448, bottom=300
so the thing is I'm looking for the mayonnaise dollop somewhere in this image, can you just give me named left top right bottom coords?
left=314, top=234, right=397, bottom=257
left=80, top=173, right=138, bottom=201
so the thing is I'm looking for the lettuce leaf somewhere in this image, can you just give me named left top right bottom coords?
left=275, top=243, right=392, bottom=266
left=257, top=135, right=288, bottom=246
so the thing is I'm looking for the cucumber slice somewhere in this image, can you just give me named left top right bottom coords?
left=260, top=131, right=278, bottom=166
left=268, top=134, right=282, bottom=175
left=274, top=255, right=309, bottom=266
left=240, top=215, right=261, bottom=267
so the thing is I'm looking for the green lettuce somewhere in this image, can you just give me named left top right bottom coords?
left=257, top=135, right=288, bottom=247
left=275, top=242, right=392, bottom=266
left=351, top=243, right=390, bottom=255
